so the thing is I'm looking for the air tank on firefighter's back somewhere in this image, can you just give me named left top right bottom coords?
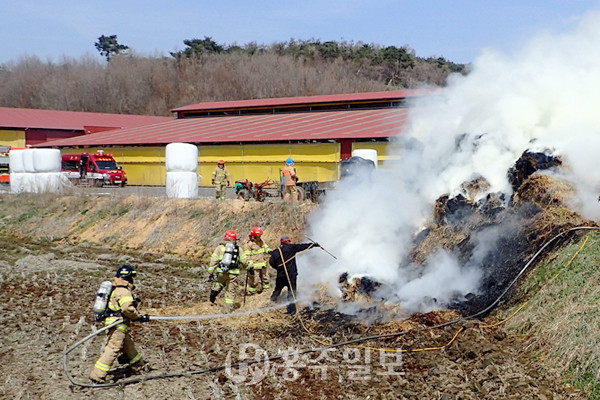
left=221, top=242, right=235, bottom=267
left=93, top=281, right=113, bottom=315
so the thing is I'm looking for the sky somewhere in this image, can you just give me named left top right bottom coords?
left=1, top=1, right=600, bottom=65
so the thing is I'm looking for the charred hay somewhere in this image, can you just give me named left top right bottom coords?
left=413, top=151, right=594, bottom=318
left=507, top=150, right=562, bottom=192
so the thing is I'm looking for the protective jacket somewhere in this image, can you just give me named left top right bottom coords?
left=282, top=165, right=296, bottom=186
left=269, top=242, right=314, bottom=279
left=209, top=240, right=248, bottom=275
left=243, top=238, right=271, bottom=269
left=212, top=167, right=230, bottom=185
left=104, top=279, right=140, bottom=332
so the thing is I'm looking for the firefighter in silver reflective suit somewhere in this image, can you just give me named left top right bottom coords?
left=89, top=265, right=149, bottom=383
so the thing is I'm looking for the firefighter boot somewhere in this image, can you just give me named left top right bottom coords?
left=130, top=359, right=151, bottom=374
left=209, top=290, right=219, bottom=304
left=117, top=353, right=130, bottom=365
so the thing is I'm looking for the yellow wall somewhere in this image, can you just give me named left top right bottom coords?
left=198, top=143, right=340, bottom=185
left=0, top=129, right=26, bottom=147
left=59, top=142, right=342, bottom=186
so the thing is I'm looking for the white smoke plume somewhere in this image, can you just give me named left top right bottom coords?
left=300, top=11, right=600, bottom=314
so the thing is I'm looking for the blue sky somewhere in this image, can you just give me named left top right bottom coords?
left=1, top=1, right=599, bottom=65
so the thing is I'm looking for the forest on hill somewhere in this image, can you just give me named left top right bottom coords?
left=0, top=36, right=467, bottom=116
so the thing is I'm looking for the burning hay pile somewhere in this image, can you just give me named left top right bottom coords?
left=408, top=150, right=594, bottom=316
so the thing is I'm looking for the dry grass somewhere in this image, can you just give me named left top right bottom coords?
left=513, top=173, right=576, bottom=208
left=411, top=225, right=469, bottom=264
left=0, top=193, right=317, bottom=261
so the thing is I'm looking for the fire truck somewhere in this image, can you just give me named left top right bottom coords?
left=61, top=151, right=127, bottom=187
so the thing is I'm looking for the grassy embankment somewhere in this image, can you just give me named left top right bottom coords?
left=501, top=229, right=600, bottom=398
left=0, top=192, right=316, bottom=260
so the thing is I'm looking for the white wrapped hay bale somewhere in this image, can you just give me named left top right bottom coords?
left=33, top=172, right=72, bottom=194
left=165, top=142, right=198, bottom=172
left=10, top=172, right=26, bottom=193
left=9, top=149, right=25, bottom=173
left=11, top=172, right=36, bottom=193
left=22, top=149, right=36, bottom=173
left=33, top=149, right=61, bottom=172
left=166, top=171, right=198, bottom=199
left=352, top=149, right=378, bottom=168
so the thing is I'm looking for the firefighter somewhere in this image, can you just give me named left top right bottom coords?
left=282, top=158, right=299, bottom=201
left=243, top=226, right=272, bottom=295
left=207, top=230, right=249, bottom=312
left=89, top=265, right=150, bottom=383
left=212, top=160, right=230, bottom=200
left=269, top=236, right=319, bottom=314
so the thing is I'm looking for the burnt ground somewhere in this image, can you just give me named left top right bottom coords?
left=0, top=235, right=584, bottom=399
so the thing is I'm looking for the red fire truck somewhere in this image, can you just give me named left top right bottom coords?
left=61, top=151, right=127, bottom=187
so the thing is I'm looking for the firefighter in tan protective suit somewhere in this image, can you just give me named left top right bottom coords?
left=282, top=157, right=299, bottom=201
left=208, top=230, right=249, bottom=312
left=212, top=160, right=230, bottom=200
left=243, top=226, right=272, bottom=295
left=89, top=265, right=150, bottom=383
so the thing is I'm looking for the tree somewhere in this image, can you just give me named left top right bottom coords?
left=170, top=36, right=224, bottom=59
left=95, top=35, right=129, bottom=62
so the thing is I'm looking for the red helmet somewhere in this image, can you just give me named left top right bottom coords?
left=280, top=236, right=291, bottom=243
left=218, top=160, right=225, bottom=165
left=224, top=230, right=237, bottom=240
left=250, top=226, right=263, bottom=238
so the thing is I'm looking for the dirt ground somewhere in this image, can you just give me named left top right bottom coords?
left=0, top=193, right=586, bottom=399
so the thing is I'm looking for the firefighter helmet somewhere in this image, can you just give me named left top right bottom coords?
left=218, top=160, right=225, bottom=165
left=115, top=264, right=137, bottom=282
left=250, top=226, right=263, bottom=238
left=285, top=157, right=294, bottom=165
left=224, top=230, right=237, bottom=240
left=280, top=236, right=291, bottom=243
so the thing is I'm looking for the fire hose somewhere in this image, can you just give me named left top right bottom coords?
left=64, top=225, right=599, bottom=388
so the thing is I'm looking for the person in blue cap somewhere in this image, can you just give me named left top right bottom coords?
left=281, top=158, right=299, bottom=201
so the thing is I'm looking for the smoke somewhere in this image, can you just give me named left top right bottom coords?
left=301, top=11, right=600, bottom=314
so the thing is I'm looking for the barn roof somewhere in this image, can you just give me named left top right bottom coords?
left=172, top=89, right=434, bottom=115
left=0, top=107, right=172, bottom=132
left=40, top=107, right=413, bottom=147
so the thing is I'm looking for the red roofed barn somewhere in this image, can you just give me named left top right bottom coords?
left=35, top=91, right=429, bottom=186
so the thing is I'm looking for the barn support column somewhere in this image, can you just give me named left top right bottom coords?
left=339, top=139, right=354, bottom=161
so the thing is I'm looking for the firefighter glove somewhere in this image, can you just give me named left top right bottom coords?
left=133, top=297, right=141, bottom=307
left=137, top=314, right=150, bottom=323
left=93, top=314, right=105, bottom=323
left=312, top=242, right=320, bottom=248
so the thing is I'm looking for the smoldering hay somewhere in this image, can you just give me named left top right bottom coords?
left=300, top=10, right=600, bottom=315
